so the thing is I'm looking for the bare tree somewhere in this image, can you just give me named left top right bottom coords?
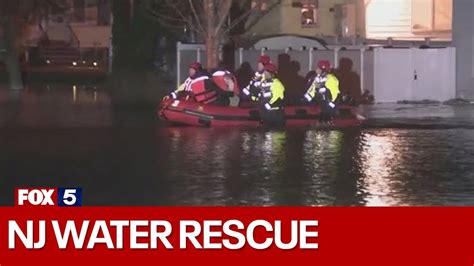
left=142, top=0, right=281, bottom=69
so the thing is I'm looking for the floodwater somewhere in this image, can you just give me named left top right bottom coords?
left=1, top=83, right=474, bottom=206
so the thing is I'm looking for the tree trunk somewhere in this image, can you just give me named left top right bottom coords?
left=4, top=16, right=23, bottom=90
left=204, top=0, right=220, bottom=70
left=205, top=35, right=220, bottom=70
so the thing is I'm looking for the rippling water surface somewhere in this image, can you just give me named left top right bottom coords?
left=1, top=84, right=473, bottom=206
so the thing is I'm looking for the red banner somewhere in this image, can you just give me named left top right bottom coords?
left=0, top=207, right=473, bottom=266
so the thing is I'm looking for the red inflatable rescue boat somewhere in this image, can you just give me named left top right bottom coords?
left=158, top=99, right=364, bottom=127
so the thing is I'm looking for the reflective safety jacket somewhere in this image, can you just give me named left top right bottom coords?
left=171, top=77, right=192, bottom=99
left=304, top=73, right=340, bottom=102
left=242, top=71, right=264, bottom=101
left=171, top=74, right=218, bottom=104
left=260, top=78, right=285, bottom=110
left=190, top=76, right=219, bottom=104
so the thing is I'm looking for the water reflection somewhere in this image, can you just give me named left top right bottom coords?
left=73, top=85, right=77, bottom=102
left=0, top=84, right=112, bottom=127
left=302, top=131, right=343, bottom=206
left=358, top=131, right=404, bottom=206
left=159, top=128, right=474, bottom=206
left=260, top=131, right=287, bottom=205
left=355, top=129, right=474, bottom=206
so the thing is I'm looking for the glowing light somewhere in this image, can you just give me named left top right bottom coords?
left=93, top=62, right=98, bottom=67
left=82, top=60, right=86, bottom=64
left=72, top=61, right=77, bottom=66
left=72, top=85, right=77, bottom=102
left=46, top=60, right=51, bottom=64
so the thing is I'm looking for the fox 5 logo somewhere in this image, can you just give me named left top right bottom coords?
left=16, top=188, right=82, bottom=207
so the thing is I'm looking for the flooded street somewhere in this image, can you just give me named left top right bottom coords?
left=0, top=84, right=474, bottom=206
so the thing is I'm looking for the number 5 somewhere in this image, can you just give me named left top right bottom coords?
left=63, top=189, right=77, bottom=205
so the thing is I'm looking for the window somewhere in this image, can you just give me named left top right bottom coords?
left=300, top=0, right=318, bottom=27
left=292, top=0, right=319, bottom=27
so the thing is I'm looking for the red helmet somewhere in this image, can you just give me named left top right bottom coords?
left=258, top=55, right=272, bottom=65
left=317, top=60, right=331, bottom=71
left=189, top=62, right=202, bottom=71
left=264, top=63, right=278, bottom=74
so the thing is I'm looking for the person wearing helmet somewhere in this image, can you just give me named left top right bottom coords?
left=259, top=63, right=286, bottom=127
left=164, top=62, right=205, bottom=100
left=164, top=62, right=234, bottom=105
left=242, top=55, right=272, bottom=101
left=303, top=60, right=340, bottom=123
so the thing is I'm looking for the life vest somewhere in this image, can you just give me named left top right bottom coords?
left=212, top=70, right=240, bottom=96
left=325, top=74, right=340, bottom=101
left=188, top=76, right=218, bottom=104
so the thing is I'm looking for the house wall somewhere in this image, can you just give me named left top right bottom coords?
left=20, top=0, right=111, bottom=48
left=279, top=0, right=352, bottom=36
left=453, top=0, right=474, bottom=99
left=434, top=0, right=452, bottom=31
left=355, top=0, right=366, bottom=37
left=411, top=0, right=432, bottom=31
left=365, top=0, right=452, bottom=40
left=245, top=1, right=283, bottom=38
left=365, top=0, right=413, bottom=39
left=246, top=0, right=356, bottom=38
left=247, top=0, right=452, bottom=41
left=70, top=26, right=111, bottom=48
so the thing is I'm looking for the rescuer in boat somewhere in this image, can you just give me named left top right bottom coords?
left=303, top=60, right=340, bottom=123
left=242, top=55, right=272, bottom=101
left=164, top=62, right=234, bottom=106
left=259, top=63, right=286, bottom=127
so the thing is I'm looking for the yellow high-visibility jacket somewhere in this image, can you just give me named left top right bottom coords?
left=261, top=78, right=285, bottom=109
left=269, top=78, right=285, bottom=105
left=306, top=73, right=340, bottom=102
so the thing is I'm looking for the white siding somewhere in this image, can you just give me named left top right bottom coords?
left=365, top=0, right=413, bottom=39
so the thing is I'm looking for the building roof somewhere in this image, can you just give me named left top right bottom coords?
left=234, top=34, right=328, bottom=50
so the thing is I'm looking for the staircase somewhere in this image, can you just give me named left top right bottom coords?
left=39, top=40, right=81, bottom=65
